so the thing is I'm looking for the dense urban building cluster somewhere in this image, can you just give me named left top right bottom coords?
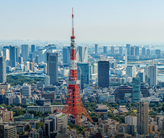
left=1, top=0, right=164, bottom=136
left=0, top=41, right=164, bottom=138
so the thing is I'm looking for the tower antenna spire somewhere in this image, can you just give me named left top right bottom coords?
left=72, top=7, right=74, bottom=37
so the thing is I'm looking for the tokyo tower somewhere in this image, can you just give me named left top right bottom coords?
left=62, top=8, right=93, bottom=126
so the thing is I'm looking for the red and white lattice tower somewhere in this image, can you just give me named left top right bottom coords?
left=62, top=8, right=93, bottom=126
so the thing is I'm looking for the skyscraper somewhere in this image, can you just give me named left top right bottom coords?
left=146, top=49, right=150, bottom=57
left=98, top=60, right=109, bottom=88
left=18, top=57, right=23, bottom=64
left=90, top=63, right=98, bottom=80
left=126, top=65, right=136, bottom=77
left=95, top=44, right=98, bottom=55
left=125, top=48, right=127, bottom=68
left=47, top=44, right=57, bottom=53
left=31, top=44, right=35, bottom=53
left=144, top=66, right=149, bottom=76
left=9, top=46, right=16, bottom=67
left=36, top=46, right=41, bottom=51
left=47, top=52, right=58, bottom=85
left=103, top=46, right=107, bottom=54
left=144, top=66, right=149, bottom=82
left=63, top=46, right=71, bottom=66
left=63, top=46, right=87, bottom=64
left=77, top=63, right=90, bottom=89
left=137, top=101, right=149, bottom=135
left=35, top=55, right=39, bottom=64
left=16, top=47, right=20, bottom=62
left=0, top=51, right=3, bottom=56
left=126, top=44, right=131, bottom=55
left=119, top=46, right=123, bottom=55
left=132, top=77, right=140, bottom=103
left=155, top=49, right=161, bottom=58
left=3, top=48, right=9, bottom=60
left=137, top=72, right=145, bottom=83
left=142, top=47, right=146, bottom=56
left=131, top=46, right=135, bottom=56
left=0, top=57, right=6, bottom=83
left=135, top=46, right=139, bottom=56
left=149, top=66, right=157, bottom=87
left=21, top=44, right=29, bottom=61
left=29, top=53, right=33, bottom=62
left=111, top=46, right=115, bottom=54
left=77, top=46, right=88, bottom=63
left=24, top=61, right=30, bottom=71
left=38, top=49, right=46, bottom=63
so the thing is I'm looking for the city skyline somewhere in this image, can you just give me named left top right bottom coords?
left=0, top=0, right=164, bottom=44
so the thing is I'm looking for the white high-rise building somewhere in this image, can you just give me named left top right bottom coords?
left=125, top=116, right=137, bottom=127
left=76, top=46, right=88, bottom=63
left=144, top=66, right=149, bottom=76
left=24, top=61, right=30, bottom=71
left=38, top=49, right=47, bottom=63
left=44, top=75, right=50, bottom=87
left=149, top=66, right=157, bottom=87
left=0, top=51, right=2, bottom=56
left=63, top=46, right=88, bottom=65
left=22, top=83, right=31, bottom=97
left=126, top=65, right=136, bottom=77
left=46, top=44, right=57, bottom=53
left=90, top=63, right=98, bottom=80
left=61, top=68, right=69, bottom=77
left=3, top=48, right=10, bottom=60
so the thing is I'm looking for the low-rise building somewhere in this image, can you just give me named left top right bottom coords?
left=0, top=83, right=10, bottom=91
left=0, top=108, right=13, bottom=122
left=27, top=105, right=65, bottom=113
left=95, top=104, right=108, bottom=113
left=41, top=92, right=56, bottom=102
left=118, top=105, right=128, bottom=113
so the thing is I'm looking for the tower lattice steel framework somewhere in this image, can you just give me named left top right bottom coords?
left=62, top=8, right=93, bottom=126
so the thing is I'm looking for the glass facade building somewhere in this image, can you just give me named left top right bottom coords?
left=9, top=46, right=16, bottom=67
left=0, top=56, right=6, bottom=83
left=132, top=77, right=140, bottom=103
left=98, top=60, right=109, bottom=88
left=77, top=63, right=90, bottom=89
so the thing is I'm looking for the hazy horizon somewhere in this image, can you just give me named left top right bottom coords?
left=0, top=0, right=164, bottom=44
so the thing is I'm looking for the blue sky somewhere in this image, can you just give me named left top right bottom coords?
left=0, top=0, right=164, bottom=44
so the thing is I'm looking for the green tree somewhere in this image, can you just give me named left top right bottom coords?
left=36, top=122, right=44, bottom=129
left=13, top=109, right=25, bottom=116
left=7, top=75, right=43, bottom=86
